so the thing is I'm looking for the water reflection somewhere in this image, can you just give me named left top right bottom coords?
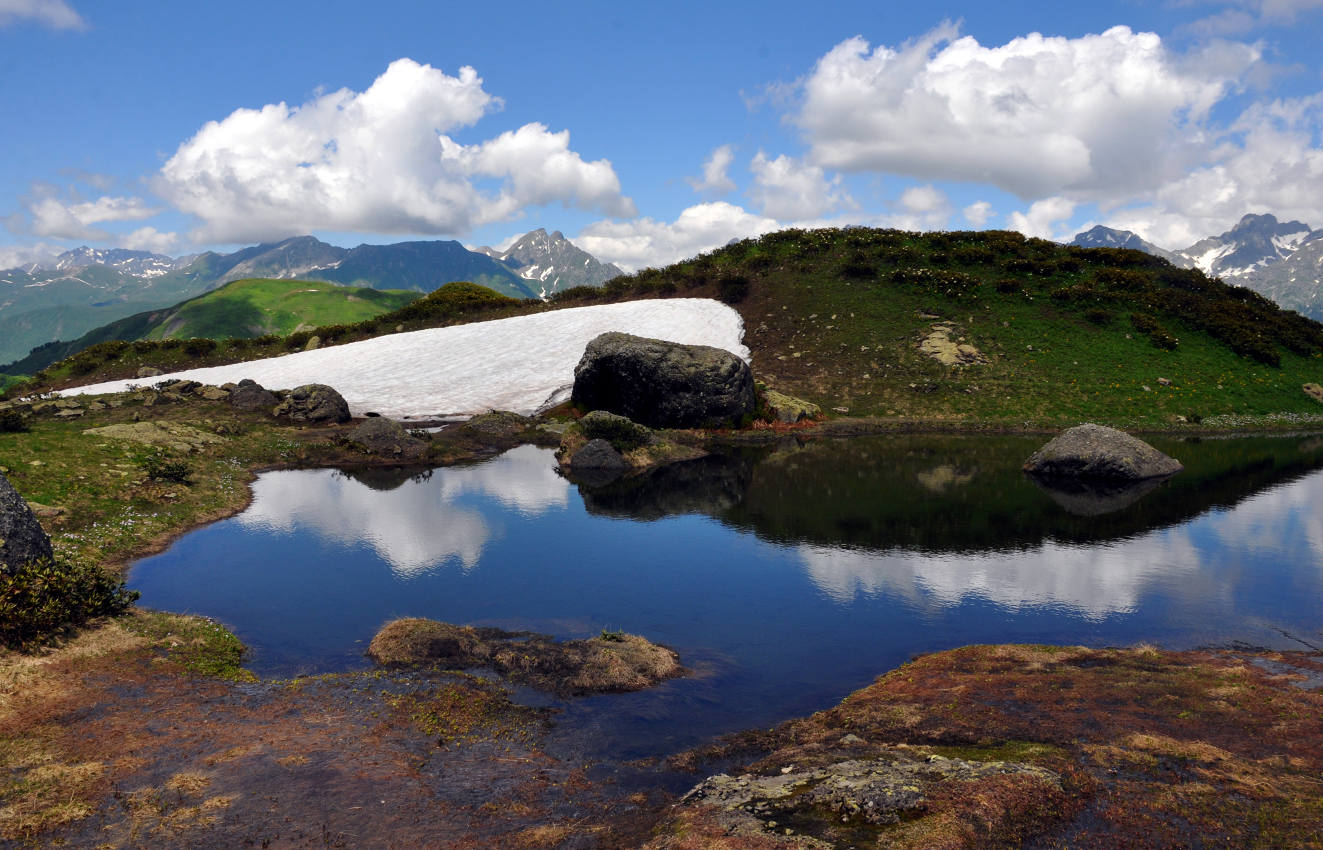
left=238, top=444, right=569, bottom=577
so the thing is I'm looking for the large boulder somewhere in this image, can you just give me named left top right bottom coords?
left=229, top=379, right=279, bottom=412
left=348, top=417, right=427, bottom=459
left=571, top=332, right=755, bottom=429
left=0, top=472, right=54, bottom=575
left=274, top=383, right=351, bottom=424
left=1023, top=423, right=1183, bottom=481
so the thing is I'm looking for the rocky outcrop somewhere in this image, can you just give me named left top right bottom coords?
left=274, top=384, right=350, bottom=424
left=761, top=388, right=821, bottom=424
left=229, top=379, right=279, bottom=412
left=1023, top=423, right=1182, bottom=481
left=83, top=421, right=226, bottom=453
left=567, top=438, right=628, bottom=471
left=348, top=417, right=427, bottom=459
left=0, top=472, right=54, bottom=574
left=571, top=332, right=755, bottom=429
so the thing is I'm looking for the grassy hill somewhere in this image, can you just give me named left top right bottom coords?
left=1, top=278, right=420, bottom=378
left=16, top=228, right=1323, bottom=428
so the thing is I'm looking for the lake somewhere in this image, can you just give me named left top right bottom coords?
left=129, top=433, right=1323, bottom=758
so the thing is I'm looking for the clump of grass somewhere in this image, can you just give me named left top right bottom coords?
left=0, top=557, right=139, bottom=649
left=137, top=449, right=192, bottom=483
left=123, top=612, right=252, bottom=680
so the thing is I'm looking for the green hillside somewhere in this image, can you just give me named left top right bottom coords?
left=17, top=229, right=1323, bottom=429
left=1, top=278, right=420, bottom=378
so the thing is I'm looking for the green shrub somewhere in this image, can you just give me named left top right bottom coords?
left=0, top=409, right=28, bottom=432
left=717, top=274, right=751, bottom=304
left=0, top=557, right=139, bottom=649
left=137, top=450, right=192, bottom=483
left=182, top=337, right=217, bottom=357
left=1085, top=307, right=1112, bottom=325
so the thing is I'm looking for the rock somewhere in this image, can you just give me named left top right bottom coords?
left=568, top=438, right=628, bottom=470
left=762, top=388, right=821, bottom=424
left=348, top=417, right=427, bottom=459
left=229, top=379, right=279, bottom=412
left=920, top=323, right=986, bottom=366
left=578, top=410, right=655, bottom=450
left=459, top=410, right=533, bottom=438
left=1304, top=383, right=1323, bottom=403
left=52, top=408, right=85, bottom=419
left=275, top=384, right=350, bottom=423
left=571, top=332, right=755, bottom=429
left=196, top=386, right=230, bottom=401
left=83, top=421, right=227, bottom=453
left=136, top=366, right=163, bottom=379
left=304, top=335, right=321, bottom=351
left=24, top=501, right=66, bottom=519
left=1023, top=423, right=1183, bottom=481
left=0, top=471, right=54, bottom=574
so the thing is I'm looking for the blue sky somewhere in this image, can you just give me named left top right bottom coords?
left=1, top=0, right=1321, bottom=269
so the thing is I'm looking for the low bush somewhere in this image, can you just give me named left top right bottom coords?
left=0, top=557, right=139, bottom=649
left=717, top=274, right=751, bottom=304
left=0, top=409, right=28, bottom=432
left=137, top=450, right=192, bottom=483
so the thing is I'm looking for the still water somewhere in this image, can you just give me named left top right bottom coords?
left=130, top=434, right=1323, bottom=756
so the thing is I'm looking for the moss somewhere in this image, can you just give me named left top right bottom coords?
left=123, top=611, right=254, bottom=681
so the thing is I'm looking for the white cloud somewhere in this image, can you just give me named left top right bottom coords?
left=793, top=25, right=1258, bottom=200
left=0, top=0, right=85, bottom=29
left=687, top=144, right=737, bottom=195
left=1185, top=0, right=1323, bottom=34
left=748, top=151, right=852, bottom=220
left=122, top=226, right=180, bottom=255
left=576, top=202, right=781, bottom=270
left=963, top=200, right=995, bottom=228
left=1008, top=196, right=1077, bottom=240
left=0, top=242, right=61, bottom=269
left=25, top=194, right=158, bottom=240
left=157, top=58, right=632, bottom=243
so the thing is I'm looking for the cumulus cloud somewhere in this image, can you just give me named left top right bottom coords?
left=1184, top=0, right=1323, bottom=35
left=1008, top=197, right=1077, bottom=240
left=122, top=226, right=180, bottom=254
left=963, top=201, right=995, bottom=228
left=748, top=151, right=852, bottom=220
left=576, top=202, right=780, bottom=270
left=793, top=25, right=1258, bottom=200
left=687, top=144, right=737, bottom=195
left=0, top=0, right=85, bottom=29
left=0, top=242, right=61, bottom=269
left=24, top=194, right=159, bottom=240
left=157, top=58, right=633, bottom=243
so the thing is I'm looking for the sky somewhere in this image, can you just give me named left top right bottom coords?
left=1, top=0, right=1321, bottom=271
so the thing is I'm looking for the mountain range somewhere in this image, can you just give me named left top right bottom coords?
left=0, top=230, right=621, bottom=365
left=1071, top=213, right=1323, bottom=320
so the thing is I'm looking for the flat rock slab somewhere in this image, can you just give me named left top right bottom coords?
left=84, top=422, right=227, bottom=453
left=1023, top=423, right=1182, bottom=481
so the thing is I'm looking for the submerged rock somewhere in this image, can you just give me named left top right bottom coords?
left=348, top=417, right=427, bottom=459
left=0, top=472, right=54, bottom=575
left=274, top=383, right=351, bottom=424
left=367, top=617, right=684, bottom=695
left=571, top=332, right=755, bottom=429
left=1023, top=423, right=1182, bottom=481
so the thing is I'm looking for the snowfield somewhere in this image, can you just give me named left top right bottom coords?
left=60, top=298, right=750, bottom=420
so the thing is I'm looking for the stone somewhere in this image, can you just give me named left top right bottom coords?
left=1023, top=423, right=1183, bottom=481
left=762, top=388, right=822, bottom=424
left=0, top=471, right=54, bottom=574
left=229, top=379, right=279, bottom=412
left=304, top=335, right=321, bottom=351
left=136, top=366, right=163, bottom=379
left=274, top=384, right=351, bottom=423
left=568, top=438, right=628, bottom=470
left=348, top=417, right=427, bottom=459
left=578, top=410, right=655, bottom=450
left=1304, top=383, right=1323, bottom=403
left=196, top=386, right=230, bottom=401
left=83, top=421, right=226, bottom=453
left=571, top=332, right=755, bottom=429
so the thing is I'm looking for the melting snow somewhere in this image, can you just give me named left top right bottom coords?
left=60, top=298, right=749, bottom=420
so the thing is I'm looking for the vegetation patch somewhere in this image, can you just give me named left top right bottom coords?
left=0, top=557, right=138, bottom=650
left=367, top=617, right=684, bottom=695
left=122, top=611, right=253, bottom=680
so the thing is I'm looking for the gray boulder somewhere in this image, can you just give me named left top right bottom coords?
left=571, top=332, right=755, bottom=429
left=0, top=472, right=54, bottom=574
left=274, top=384, right=351, bottom=424
left=229, top=379, right=279, bottom=412
left=578, top=410, right=655, bottom=450
left=568, top=438, right=628, bottom=470
left=1023, top=423, right=1183, bottom=481
left=348, top=417, right=427, bottom=459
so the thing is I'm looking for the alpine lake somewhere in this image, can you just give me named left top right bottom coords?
left=128, top=432, right=1323, bottom=761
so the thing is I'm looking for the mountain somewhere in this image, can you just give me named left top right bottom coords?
left=1177, top=213, right=1313, bottom=279
left=316, top=240, right=536, bottom=298
left=1231, top=231, right=1323, bottom=320
left=50, top=246, right=187, bottom=278
left=476, top=229, right=623, bottom=296
left=1070, top=226, right=1191, bottom=268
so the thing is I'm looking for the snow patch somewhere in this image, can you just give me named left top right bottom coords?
left=60, top=299, right=750, bottom=420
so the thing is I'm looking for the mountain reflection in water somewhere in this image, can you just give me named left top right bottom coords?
left=130, top=432, right=1323, bottom=752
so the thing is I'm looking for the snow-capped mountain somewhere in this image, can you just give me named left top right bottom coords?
left=1069, top=225, right=1191, bottom=268
left=51, top=246, right=186, bottom=278
left=1176, top=214, right=1313, bottom=279
left=1231, top=231, right=1323, bottom=319
left=477, top=228, right=623, bottom=297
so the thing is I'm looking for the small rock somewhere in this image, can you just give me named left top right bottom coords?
left=229, top=379, right=279, bottom=412
left=569, top=438, right=628, bottom=470
left=347, top=417, right=427, bottom=459
left=1157, top=377, right=1172, bottom=387
left=304, top=335, right=321, bottom=351
left=1304, top=383, right=1323, bottom=403
left=136, top=366, right=163, bottom=379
